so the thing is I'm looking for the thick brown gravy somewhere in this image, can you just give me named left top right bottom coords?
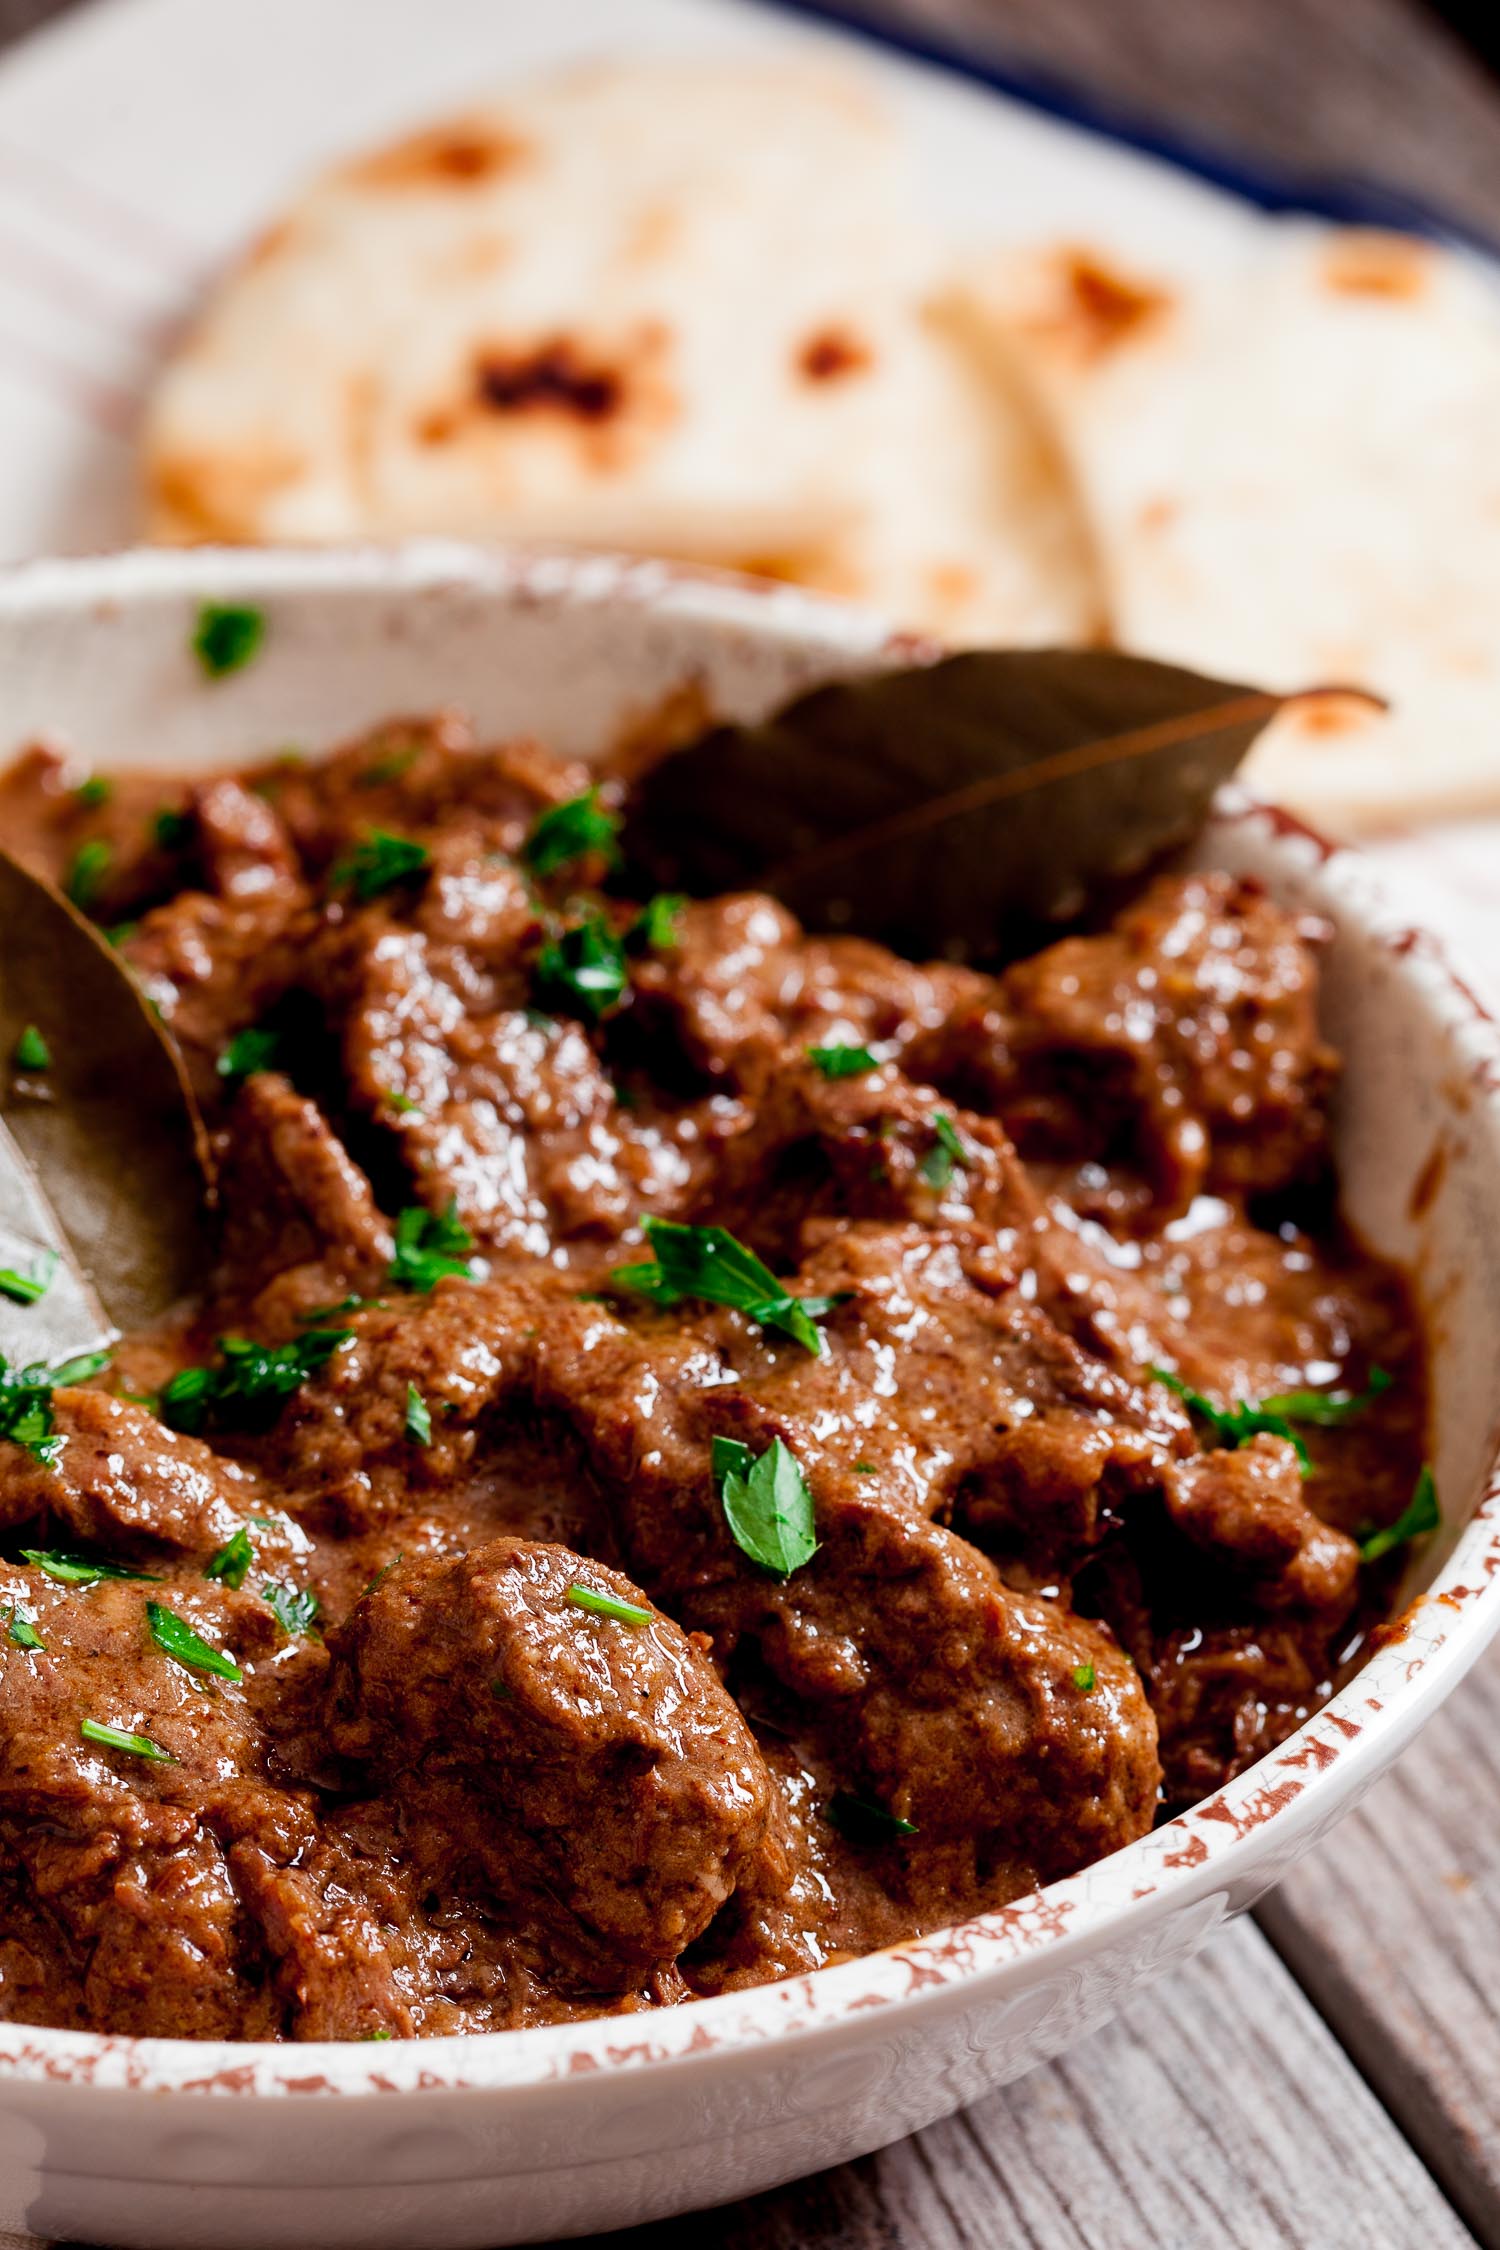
left=0, top=717, right=1426, bottom=2039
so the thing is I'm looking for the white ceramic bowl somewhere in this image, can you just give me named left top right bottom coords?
left=2, top=544, right=1500, bottom=2250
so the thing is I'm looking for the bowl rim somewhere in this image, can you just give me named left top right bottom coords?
left=1, top=540, right=1499, bottom=2103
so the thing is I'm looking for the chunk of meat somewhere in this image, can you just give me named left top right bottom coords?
left=1168, top=1435, right=1359, bottom=1615
left=212, top=1073, right=393, bottom=1319
left=916, top=873, right=1337, bottom=1220
left=0, top=1389, right=260, bottom=1560
left=0, top=1567, right=281, bottom=2038
left=327, top=1538, right=776, bottom=1985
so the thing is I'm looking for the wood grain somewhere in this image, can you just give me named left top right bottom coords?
left=1260, top=1645, right=1500, bottom=2248
left=808, top=0, right=1500, bottom=239
left=0, top=4, right=1498, bottom=2249
left=588, top=1920, right=1476, bottom=2250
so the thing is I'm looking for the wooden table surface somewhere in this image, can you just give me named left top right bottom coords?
left=2, top=1, right=1499, bottom=2246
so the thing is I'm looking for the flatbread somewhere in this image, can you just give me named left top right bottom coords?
left=143, top=59, right=1100, bottom=648
left=955, top=226, right=1500, bottom=829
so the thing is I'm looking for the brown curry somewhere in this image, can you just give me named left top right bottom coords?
left=0, top=714, right=1426, bottom=2041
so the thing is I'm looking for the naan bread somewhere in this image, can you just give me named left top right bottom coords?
left=956, top=227, right=1500, bottom=828
left=143, top=59, right=1099, bottom=647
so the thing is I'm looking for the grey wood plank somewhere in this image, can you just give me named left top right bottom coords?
left=1259, top=1637, right=1500, bottom=2248
left=813, top=0, right=1500, bottom=240
left=590, top=1919, right=1477, bottom=2250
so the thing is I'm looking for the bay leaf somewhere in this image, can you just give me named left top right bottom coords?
left=620, top=649, right=1284, bottom=959
left=0, top=848, right=209, bottom=1361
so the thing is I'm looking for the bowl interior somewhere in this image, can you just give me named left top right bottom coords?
left=1, top=541, right=1498, bottom=2101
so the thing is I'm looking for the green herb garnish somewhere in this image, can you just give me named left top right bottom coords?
left=1149, top=1363, right=1394, bottom=1475
left=612, top=1216, right=836, bottom=1356
left=522, top=787, right=621, bottom=878
left=1359, top=1464, right=1439, bottom=1564
left=158, top=1329, right=354, bottom=1435
left=1072, top=1661, right=1097, bottom=1692
left=565, top=1581, right=652, bottom=1627
left=358, top=744, right=421, bottom=788
left=50, top=1350, right=110, bottom=1387
left=1259, top=1367, right=1394, bottom=1425
left=627, top=893, right=686, bottom=953
left=384, top=1088, right=421, bottom=1116
left=388, top=1201, right=475, bottom=1293
left=154, top=807, right=193, bottom=851
left=1148, top=1366, right=1313, bottom=1470
left=80, top=1717, right=175, bottom=1763
left=65, top=837, right=111, bottom=911
left=193, top=602, right=265, bottom=678
left=262, top=1581, right=319, bottom=1637
left=0, top=1253, right=56, bottom=1306
left=21, top=1548, right=159, bottom=1586
left=75, top=775, right=111, bottom=809
left=404, top=1383, right=432, bottom=1446
left=808, top=1044, right=878, bottom=1079
left=712, top=1435, right=818, bottom=1575
left=919, top=1113, right=969, bottom=1190
left=826, top=1792, right=917, bottom=1843
left=12, top=1024, right=50, bottom=1071
left=216, top=1025, right=282, bottom=1086
left=204, top=1526, right=254, bottom=1590
left=5, top=1606, right=43, bottom=1650
left=332, top=829, right=431, bottom=905
left=106, top=921, right=139, bottom=949
left=147, top=1600, right=242, bottom=1682
left=853, top=1459, right=876, bottom=1474
left=532, top=911, right=628, bottom=1024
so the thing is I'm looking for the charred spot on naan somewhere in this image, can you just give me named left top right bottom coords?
left=341, top=118, right=532, bottom=191
left=1321, top=232, right=1433, bottom=302
left=797, top=326, right=874, bottom=383
left=416, top=325, right=677, bottom=472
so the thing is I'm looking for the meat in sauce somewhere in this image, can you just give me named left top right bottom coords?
left=0, top=718, right=1427, bottom=2038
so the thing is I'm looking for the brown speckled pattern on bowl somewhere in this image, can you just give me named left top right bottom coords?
left=1, top=546, right=1497, bottom=2250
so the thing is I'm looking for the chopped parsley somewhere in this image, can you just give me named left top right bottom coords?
left=216, top=1025, right=282, bottom=1086
left=1072, top=1661, right=1097, bottom=1692
left=853, top=1459, right=876, bottom=1475
left=80, top=1717, right=174, bottom=1764
left=531, top=911, right=627, bottom=1024
left=204, top=1525, right=254, bottom=1590
left=0, top=1347, right=108, bottom=1468
left=358, top=744, right=421, bottom=788
left=75, top=775, right=111, bottom=809
left=611, top=1216, right=838, bottom=1357
left=388, top=1202, right=475, bottom=1292
left=158, top=1329, right=354, bottom=1435
left=1359, top=1464, right=1439, bottom=1564
left=332, top=830, right=431, bottom=904
left=64, top=837, right=111, bottom=911
left=712, top=1435, right=818, bottom=1575
left=0, top=1253, right=56, bottom=1306
left=262, top=1581, right=319, bottom=1637
left=4, top=1605, right=43, bottom=1650
left=1258, top=1367, right=1394, bottom=1425
left=404, top=1383, right=432, bottom=1446
left=808, top=1044, right=877, bottom=1079
left=826, top=1792, right=917, bottom=1843
left=147, top=1600, right=242, bottom=1683
left=106, top=920, right=139, bottom=949
left=1148, top=1364, right=1393, bottom=1474
left=565, top=1581, right=652, bottom=1627
left=21, top=1548, right=159, bottom=1586
left=154, top=807, right=193, bottom=851
left=522, top=787, right=620, bottom=878
left=384, top=1088, right=422, bottom=1116
left=12, top=1024, right=50, bottom=1071
left=919, top=1113, right=969, bottom=1191
left=193, top=602, right=265, bottom=679
left=627, top=893, right=686, bottom=954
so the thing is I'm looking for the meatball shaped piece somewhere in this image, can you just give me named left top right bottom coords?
left=327, top=1539, right=774, bottom=1985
